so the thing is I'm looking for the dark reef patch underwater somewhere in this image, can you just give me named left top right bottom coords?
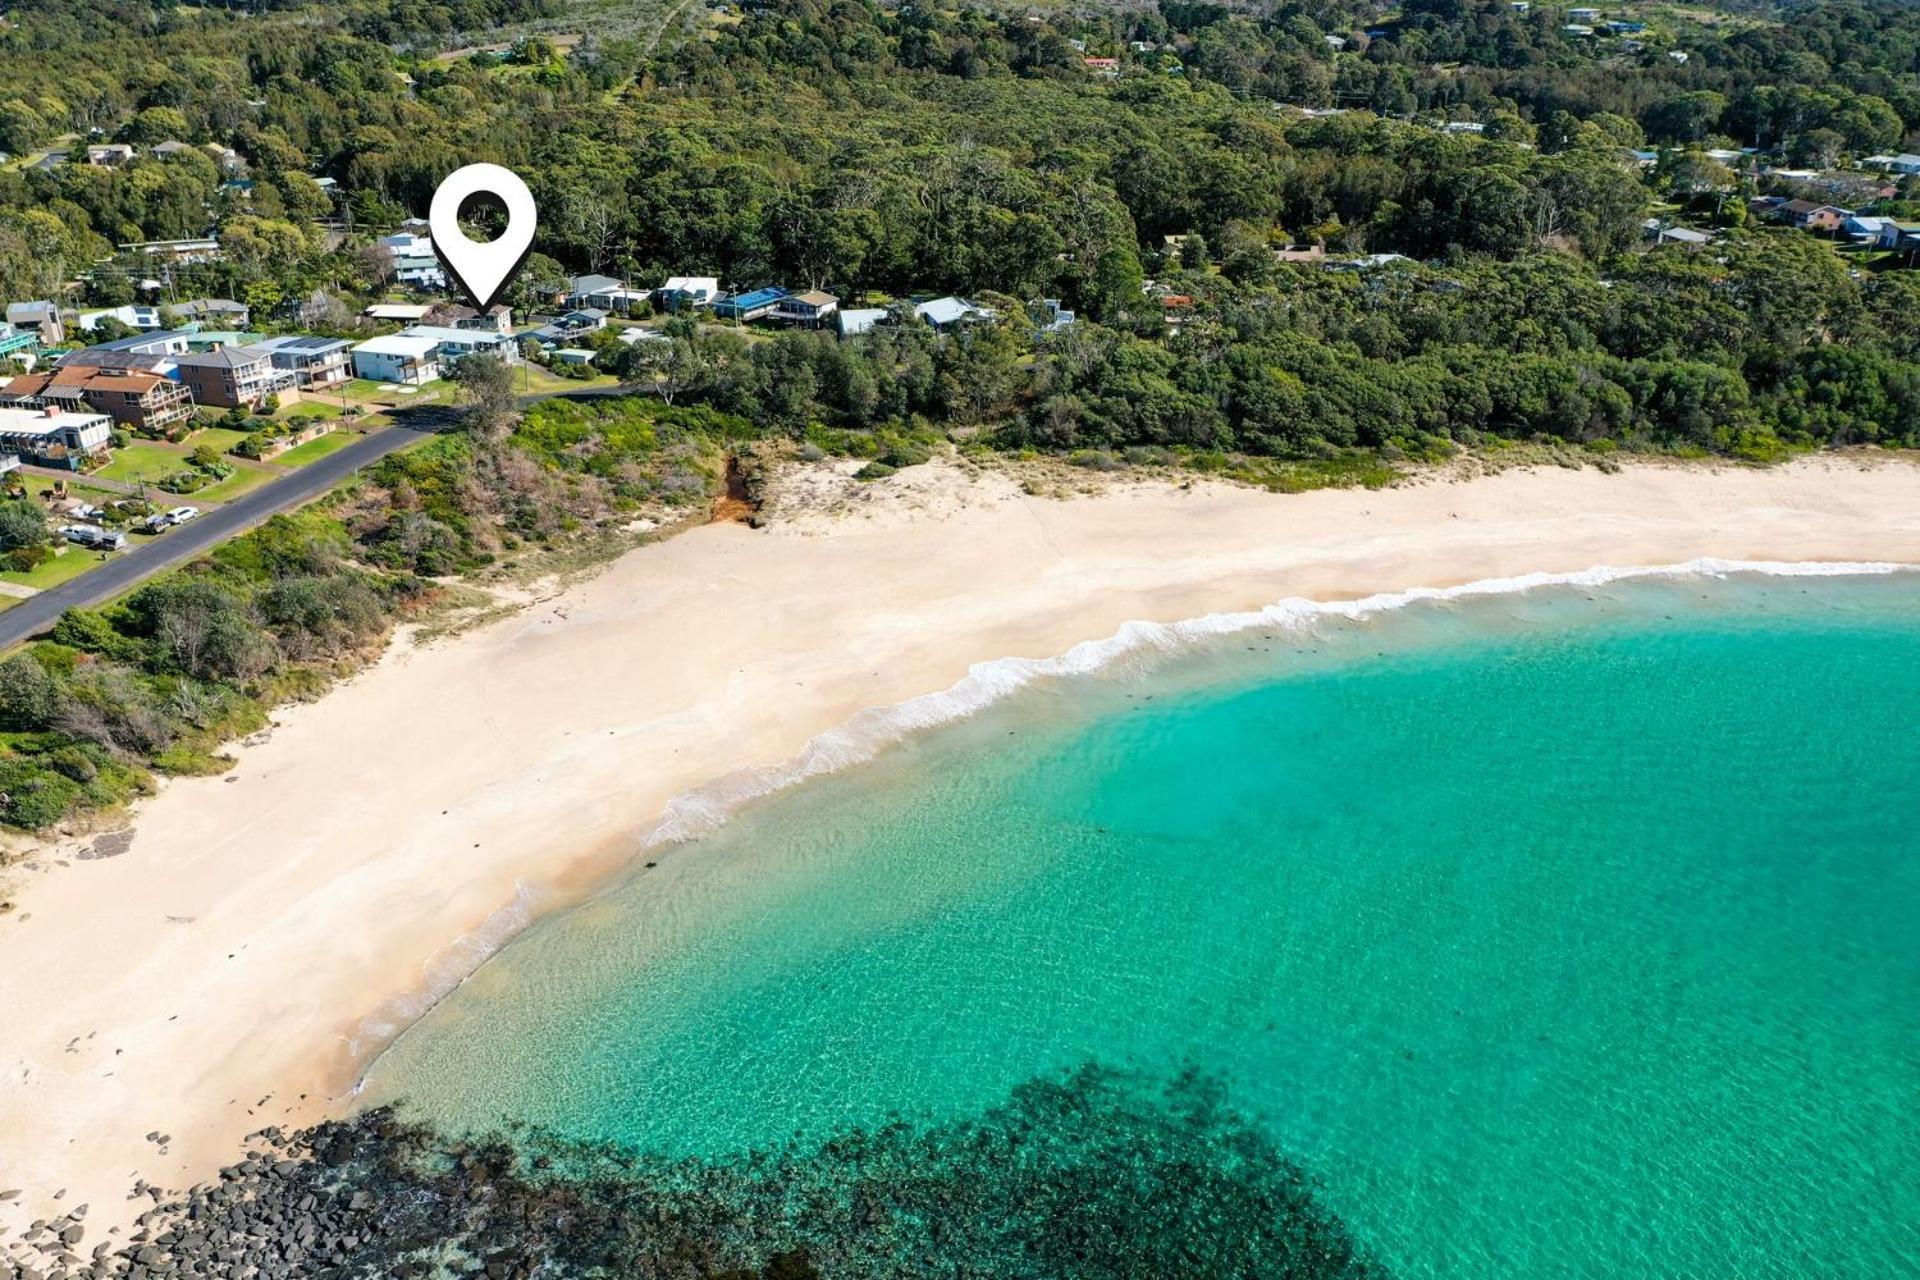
left=21, top=1066, right=1381, bottom=1279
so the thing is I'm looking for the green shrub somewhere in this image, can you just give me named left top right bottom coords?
left=854, top=461, right=897, bottom=481
left=0, top=759, right=83, bottom=828
left=4, top=544, right=51, bottom=572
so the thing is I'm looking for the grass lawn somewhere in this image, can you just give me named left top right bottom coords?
left=0, top=546, right=108, bottom=592
left=97, top=442, right=193, bottom=486
left=186, top=426, right=254, bottom=453
left=340, top=378, right=395, bottom=402
left=280, top=400, right=344, bottom=422
left=272, top=431, right=360, bottom=467
left=22, top=476, right=121, bottom=504
left=519, top=364, right=619, bottom=395
left=192, top=467, right=280, bottom=503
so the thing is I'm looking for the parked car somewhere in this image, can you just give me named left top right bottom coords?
left=73, top=503, right=108, bottom=521
left=166, top=506, right=200, bottom=524
left=142, top=512, right=172, bottom=534
left=62, top=524, right=128, bottom=550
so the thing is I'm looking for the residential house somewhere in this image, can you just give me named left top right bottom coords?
left=379, top=233, right=447, bottom=288
left=395, top=324, right=518, bottom=364
left=1841, top=215, right=1889, bottom=241
left=253, top=335, right=351, bottom=390
left=50, top=350, right=174, bottom=377
left=3, top=366, right=195, bottom=437
left=837, top=308, right=888, bottom=338
left=1876, top=221, right=1920, bottom=252
left=713, top=287, right=788, bottom=322
left=1644, top=221, right=1713, bottom=249
left=173, top=345, right=292, bottom=410
left=85, top=144, right=136, bottom=167
left=427, top=303, right=513, bottom=333
left=1562, top=24, right=1593, bottom=36
left=1327, top=253, right=1415, bottom=272
left=0, top=322, right=36, bottom=362
left=1774, top=200, right=1850, bottom=232
left=351, top=333, right=442, bottom=384
left=1083, top=56, right=1119, bottom=73
left=0, top=405, right=114, bottom=468
left=78, top=304, right=165, bottom=333
left=60, top=330, right=192, bottom=363
left=151, top=140, right=195, bottom=158
left=364, top=302, right=435, bottom=324
left=1862, top=153, right=1920, bottom=176
left=5, top=301, right=63, bottom=346
left=550, top=348, right=596, bottom=366
left=167, top=298, right=251, bottom=328
left=565, top=274, right=647, bottom=312
left=913, top=296, right=990, bottom=331
left=121, top=238, right=221, bottom=262
left=656, top=276, right=721, bottom=310
left=1036, top=299, right=1076, bottom=332
left=393, top=256, right=448, bottom=289
left=1605, top=19, right=1645, bottom=33
left=185, top=330, right=265, bottom=353
left=1567, top=7, right=1600, bottom=20
left=571, top=280, right=651, bottom=314
left=519, top=308, right=604, bottom=347
left=774, top=290, right=839, bottom=327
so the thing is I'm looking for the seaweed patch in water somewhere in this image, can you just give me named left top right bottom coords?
left=9, top=1064, right=1386, bottom=1279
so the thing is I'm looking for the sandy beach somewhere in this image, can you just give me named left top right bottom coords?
left=1, top=453, right=1917, bottom=1231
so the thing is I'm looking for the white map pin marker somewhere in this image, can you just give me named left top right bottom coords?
left=429, top=163, right=538, bottom=311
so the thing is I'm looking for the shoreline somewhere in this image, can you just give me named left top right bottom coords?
left=2, top=454, right=1919, bottom=1232
left=349, top=552, right=1913, bottom=1099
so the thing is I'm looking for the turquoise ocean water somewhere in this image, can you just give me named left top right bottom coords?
left=362, top=568, right=1920, bottom=1278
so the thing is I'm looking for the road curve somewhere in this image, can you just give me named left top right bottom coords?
left=0, top=425, right=427, bottom=651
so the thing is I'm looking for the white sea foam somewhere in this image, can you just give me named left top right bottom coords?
left=640, top=557, right=1910, bottom=847
left=348, top=556, right=1909, bottom=1088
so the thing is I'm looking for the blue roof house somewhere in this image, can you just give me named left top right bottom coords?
left=713, top=287, right=788, bottom=322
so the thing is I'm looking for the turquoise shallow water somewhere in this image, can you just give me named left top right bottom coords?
left=363, top=570, right=1920, bottom=1278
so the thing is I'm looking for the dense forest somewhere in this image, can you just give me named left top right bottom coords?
left=2, top=0, right=1917, bottom=465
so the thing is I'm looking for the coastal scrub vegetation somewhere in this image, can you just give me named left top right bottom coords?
left=8, top=1066, right=1387, bottom=1280
left=0, top=512, right=427, bottom=828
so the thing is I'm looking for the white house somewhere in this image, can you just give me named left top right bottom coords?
left=397, top=324, right=518, bottom=363
left=381, top=233, right=447, bottom=288
left=913, top=297, right=992, bottom=331
left=566, top=275, right=648, bottom=312
left=351, top=333, right=442, bottom=384
left=837, top=307, right=888, bottom=337
left=77, top=304, right=165, bottom=332
left=0, top=405, right=114, bottom=467
left=364, top=302, right=434, bottom=323
left=656, top=276, right=721, bottom=308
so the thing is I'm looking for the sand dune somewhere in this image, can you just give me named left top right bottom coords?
left=2, top=453, right=1917, bottom=1231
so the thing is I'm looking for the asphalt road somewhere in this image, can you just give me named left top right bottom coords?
left=0, top=424, right=429, bottom=650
